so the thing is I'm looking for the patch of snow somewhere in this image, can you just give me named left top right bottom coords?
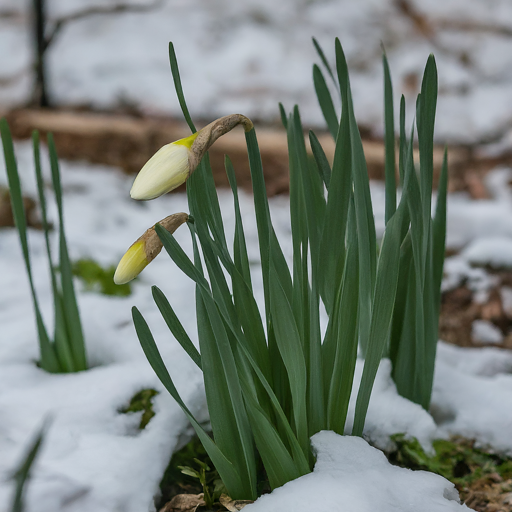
left=471, top=319, right=504, bottom=345
left=345, top=359, right=437, bottom=453
left=3, top=2, right=512, bottom=144
left=432, top=342, right=512, bottom=455
left=501, top=286, right=512, bottom=316
left=1, top=144, right=512, bottom=509
left=462, top=236, right=512, bottom=270
left=245, top=432, right=470, bottom=512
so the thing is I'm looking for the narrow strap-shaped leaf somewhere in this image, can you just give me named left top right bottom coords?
left=382, top=51, right=396, bottom=224
left=327, top=198, right=359, bottom=434
left=195, top=289, right=257, bottom=499
left=10, top=419, right=49, bottom=512
left=225, top=155, right=252, bottom=290
left=307, top=280, right=325, bottom=435
left=268, top=252, right=308, bottom=455
left=313, top=64, right=339, bottom=139
left=48, top=134, right=87, bottom=371
left=352, top=202, right=406, bottom=436
left=152, top=286, right=202, bottom=369
left=312, top=37, right=337, bottom=88
left=317, top=43, right=352, bottom=313
left=279, top=103, right=288, bottom=129
left=244, top=127, right=271, bottom=316
left=169, top=42, right=196, bottom=133
left=1, top=119, right=59, bottom=372
left=224, top=314, right=311, bottom=475
left=345, top=79, right=377, bottom=357
left=132, top=306, right=247, bottom=498
left=432, top=147, right=448, bottom=307
left=398, top=95, right=406, bottom=187
left=242, top=384, right=305, bottom=490
left=309, top=130, right=331, bottom=189
left=245, top=128, right=293, bottom=306
left=417, top=55, right=437, bottom=220
left=32, top=133, right=74, bottom=372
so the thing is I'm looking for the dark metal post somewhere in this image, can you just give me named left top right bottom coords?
left=32, top=0, right=49, bottom=106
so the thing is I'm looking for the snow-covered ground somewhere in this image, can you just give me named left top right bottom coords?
left=3, top=0, right=512, bottom=145
left=0, top=142, right=511, bottom=511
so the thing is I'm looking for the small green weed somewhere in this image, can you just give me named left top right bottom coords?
left=178, top=459, right=226, bottom=509
left=119, top=388, right=158, bottom=429
left=389, top=434, right=512, bottom=487
left=72, top=258, right=132, bottom=297
left=158, top=436, right=212, bottom=508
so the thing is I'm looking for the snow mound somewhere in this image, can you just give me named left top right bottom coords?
left=245, top=432, right=469, bottom=512
left=462, top=236, right=512, bottom=269
left=432, top=342, right=512, bottom=456
left=471, top=319, right=503, bottom=345
left=345, top=359, right=437, bottom=452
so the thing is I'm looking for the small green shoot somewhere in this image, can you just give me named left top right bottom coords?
left=72, top=258, right=132, bottom=296
left=178, top=458, right=225, bottom=509
left=119, top=388, right=158, bottom=429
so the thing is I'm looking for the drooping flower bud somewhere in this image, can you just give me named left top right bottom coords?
left=130, top=114, right=253, bottom=201
left=114, top=212, right=188, bottom=284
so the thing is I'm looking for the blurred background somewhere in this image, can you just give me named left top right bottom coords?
left=2, top=0, right=512, bottom=196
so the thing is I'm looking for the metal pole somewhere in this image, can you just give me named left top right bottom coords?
left=32, top=0, right=49, bottom=106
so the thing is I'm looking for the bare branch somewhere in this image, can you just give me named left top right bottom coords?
left=44, top=0, right=165, bottom=50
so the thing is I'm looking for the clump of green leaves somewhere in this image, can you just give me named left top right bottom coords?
left=1, top=122, right=87, bottom=373
left=131, top=38, right=446, bottom=500
left=158, top=436, right=213, bottom=508
left=389, top=434, right=512, bottom=488
left=72, top=258, right=132, bottom=296
left=179, top=459, right=226, bottom=509
left=119, top=388, right=158, bottom=429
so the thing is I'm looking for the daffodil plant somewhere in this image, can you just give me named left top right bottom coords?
left=1, top=125, right=87, bottom=373
left=118, top=40, right=447, bottom=500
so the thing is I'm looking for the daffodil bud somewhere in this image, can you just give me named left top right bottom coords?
left=130, top=114, right=253, bottom=201
left=114, top=212, right=188, bottom=284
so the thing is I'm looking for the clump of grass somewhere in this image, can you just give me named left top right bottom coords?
left=1, top=124, right=87, bottom=373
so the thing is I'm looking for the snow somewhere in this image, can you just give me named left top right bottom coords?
left=3, top=0, right=512, bottom=144
left=432, top=342, right=512, bottom=456
left=462, top=236, right=512, bottom=270
left=471, top=319, right=503, bottom=344
left=245, top=432, right=470, bottom=512
left=1, top=143, right=512, bottom=510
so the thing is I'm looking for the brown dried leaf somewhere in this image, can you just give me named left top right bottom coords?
left=159, top=493, right=205, bottom=512
left=219, top=493, right=254, bottom=511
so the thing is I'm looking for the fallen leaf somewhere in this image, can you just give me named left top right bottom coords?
left=160, top=493, right=205, bottom=512
left=219, top=493, right=254, bottom=511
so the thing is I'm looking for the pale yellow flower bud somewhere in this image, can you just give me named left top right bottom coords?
left=114, top=213, right=189, bottom=284
left=130, top=133, right=198, bottom=200
left=129, top=114, right=253, bottom=201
